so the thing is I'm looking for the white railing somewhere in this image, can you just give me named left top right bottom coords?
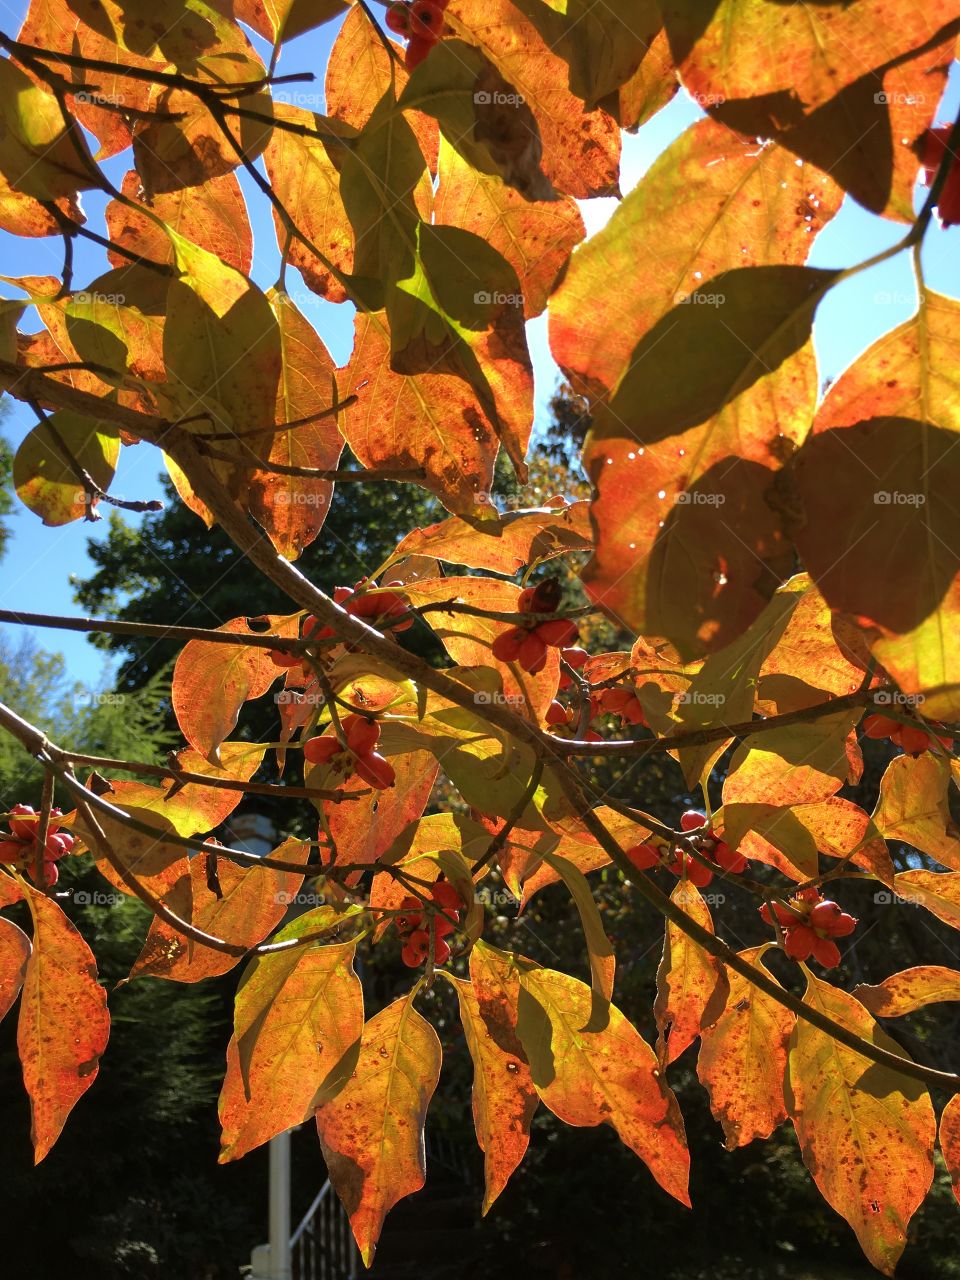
left=290, top=1180, right=359, bottom=1280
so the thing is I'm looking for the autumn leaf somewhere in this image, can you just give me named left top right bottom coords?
left=18, top=885, right=110, bottom=1163
left=785, top=970, right=936, bottom=1275
left=941, top=1093, right=960, bottom=1206
left=654, top=882, right=728, bottom=1066
left=14, top=410, right=120, bottom=526
left=0, top=58, right=97, bottom=201
left=0, top=916, right=31, bottom=1024
left=127, top=837, right=310, bottom=982
left=698, top=945, right=795, bottom=1149
left=219, top=907, right=362, bottom=1161
left=171, top=614, right=297, bottom=764
left=894, top=870, right=960, bottom=930
left=854, top=966, right=960, bottom=1018
left=315, top=994, right=442, bottom=1266
left=231, top=0, right=349, bottom=43
left=451, top=943, right=538, bottom=1212
left=872, top=753, right=960, bottom=870
left=515, top=960, right=690, bottom=1206
left=723, top=708, right=863, bottom=812
left=733, top=796, right=894, bottom=886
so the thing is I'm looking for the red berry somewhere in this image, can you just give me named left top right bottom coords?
left=545, top=699, right=569, bottom=726
left=385, top=1, right=410, bottom=33
left=402, top=929, right=430, bottom=966
left=561, top=647, right=588, bottom=669
left=680, top=810, right=708, bottom=833
left=431, top=881, right=463, bottom=913
left=759, top=900, right=796, bottom=927
left=897, top=725, right=932, bottom=756
left=39, top=861, right=59, bottom=888
left=492, top=627, right=526, bottom=663
left=303, top=735, right=341, bottom=766
left=434, top=914, right=456, bottom=938
left=810, top=934, right=841, bottom=968
left=343, top=714, right=380, bottom=756
left=354, top=752, right=396, bottom=790
left=667, top=850, right=712, bottom=887
left=921, top=124, right=960, bottom=227
left=269, top=649, right=301, bottom=668
left=517, top=631, right=548, bottom=674
left=433, top=936, right=451, bottom=964
left=0, top=839, right=24, bottom=859
left=625, top=842, right=659, bottom=871
left=783, top=924, right=816, bottom=961
left=9, top=804, right=37, bottom=841
left=712, top=839, right=748, bottom=874
left=404, top=33, right=434, bottom=69
left=517, top=586, right=538, bottom=612
left=536, top=618, right=579, bottom=648
left=395, top=897, right=423, bottom=934
left=409, top=0, right=443, bottom=38
left=862, top=712, right=898, bottom=739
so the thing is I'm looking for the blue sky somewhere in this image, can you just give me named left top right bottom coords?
left=1, top=9, right=958, bottom=687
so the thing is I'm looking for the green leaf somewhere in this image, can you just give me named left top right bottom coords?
left=14, top=411, right=120, bottom=526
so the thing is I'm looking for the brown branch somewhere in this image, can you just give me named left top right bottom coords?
left=200, top=395, right=358, bottom=442
left=0, top=607, right=311, bottom=652
left=194, top=438, right=427, bottom=484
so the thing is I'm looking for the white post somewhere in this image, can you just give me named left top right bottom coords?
left=268, top=1131, right=292, bottom=1280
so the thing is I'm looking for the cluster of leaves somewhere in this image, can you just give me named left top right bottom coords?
left=2, top=0, right=960, bottom=1275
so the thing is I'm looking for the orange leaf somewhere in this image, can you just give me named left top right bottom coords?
left=314, top=994, right=442, bottom=1266
left=785, top=970, right=936, bottom=1275
left=854, top=966, right=960, bottom=1018
left=171, top=615, right=296, bottom=764
left=18, top=885, right=110, bottom=1163
left=515, top=961, right=690, bottom=1206
left=654, top=881, right=729, bottom=1066
left=0, top=916, right=31, bottom=1023
left=219, top=908, right=362, bottom=1161
left=697, top=945, right=795, bottom=1149
left=872, top=754, right=960, bottom=871
left=127, top=838, right=310, bottom=982
left=893, top=870, right=960, bottom=929
left=453, top=943, right=538, bottom=1212
left=941, top=1093, right=960, bottom=1206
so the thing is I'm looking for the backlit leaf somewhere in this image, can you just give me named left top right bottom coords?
left=872, top=753, right=960, bottom=871
left=941, top=1093, right=960, bottom=1206
left=14, top=411, right=120, bottom=526
left=854, top=966, right=960, bottom=1018
left=0, top=916, right=31, bottom=1024
left=315, top=994, right=442, bottom=1266
left=785, top=970, right=936, bottom=1275
left=894, top=870, right=960, bottom=930
left=18, top=885, right=110, bottom=1163
left=654, top=881, right=728, bottom=1066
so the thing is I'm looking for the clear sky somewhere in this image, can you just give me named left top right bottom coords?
left=1, top=8, right=958, bottom=688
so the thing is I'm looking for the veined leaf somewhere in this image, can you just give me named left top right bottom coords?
left=854, top=966, right=960, bottom=1018
left=872, top=753, right=960, bottom=870
left=654, top=881, right=728, bottom=1066
left=0, top=916, right=31, bottom=1024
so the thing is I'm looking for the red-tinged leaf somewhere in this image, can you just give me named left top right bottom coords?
left=660, top=1, right=959, bottom=116
left=733, top=797, right=894, bottom=886
left=314, top=995, right=442, bottom=1266
left=326, top=7, right=439, bottom=174
left=245, top=291, right=344, bottom=560
left=403, top=577, right=560, bottom=718
left=231, top=0, right=349, bottom=43
left=549, top=120, right=841, bottom=398
left=219, top=908, right=362, bottom=1161
left=390, top=500, right=591, bottom=576
left=163, top=451, right=214, bottom=526
left=339, top=311, right=500, bottom=513
left=697, top=945, right=795, bottom=1149
left=723, top=708, right=863, bottom=810
left=854, top=966, right=960, bottom=1018
left=0, top=177, right=83, bottom=239
left=757, top=574, right=871, bottom=714
left=18, top=885, right=110, bottom=1163
left=452, top=944, right=539, bottom=1213
left=105, top=170, right=252, bottom=275
left=893, top=870, right=960, bottom=930
left=785, top=970, right=936, bottom=1275
left=654, top=882, right=729, bottom=1067
left=793, top=288, right=960, bottom=721
left=0, top=916, right=31, bottom=1023
left=0, top=874, right=24, bottom=908
left=319, top=735, right=440, bottom=878
left=14, top=410, right=120, bottom=526
left=872, top=754, right=960, bottom=871
left=443, top=0, right=621, bottom=198
left=714, top=33, right=956, bottom=223
left=434, top=139, right=584, bottom=320
left=127, top=838, right=310, bottom=982
left=73, top=801, right=191, bottom=901
left=171, top=615, right=297, bottom=764
left=515, top=961, right=690, bottom=1206
left=261, top=105, right=356, bottom=304
left=941, top=1094, right=960, bottom=1205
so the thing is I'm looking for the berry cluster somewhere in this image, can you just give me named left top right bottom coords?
left=269, top=585, right=412, bottom=671
left=396, top=879, right=464, bottom=966
left=921, top=125, right=960, bottom=228
left=862, top=713, right=952, bottom=757
left=760, top=889, right=857, bottom=969
left=491, top=579, right=579, bottom=675
left=303, top=714, right=395, bottom=790
left=0, top=803, right=75, bottom=887
left=386, top=0, right=448, bottom=71
left=625, top=811, right=746, bottom=888
left=590, top=684, right=647, bottom=727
